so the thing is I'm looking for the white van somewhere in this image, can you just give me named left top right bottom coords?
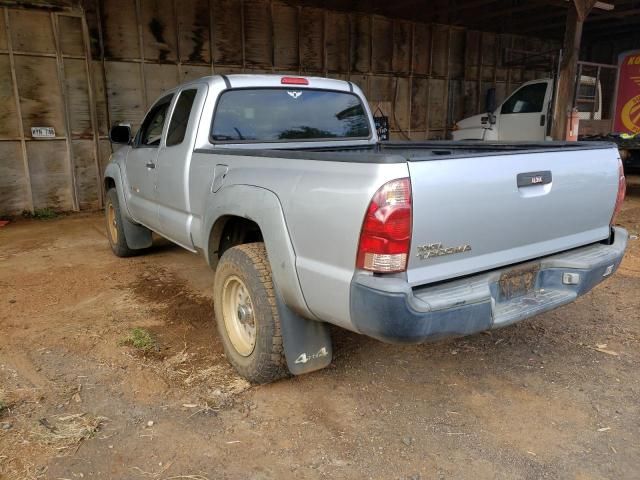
left=452, top=77, right=601, bottom=141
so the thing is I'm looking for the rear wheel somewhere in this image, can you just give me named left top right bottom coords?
left=105, top=188, right=136, bottom=257
left=214, top=243, right=288, bottom=383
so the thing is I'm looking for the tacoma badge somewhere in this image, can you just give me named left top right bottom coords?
left=417, top=242, right=472, bottom=260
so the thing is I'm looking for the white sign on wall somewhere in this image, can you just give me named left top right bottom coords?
left=31, top=127, right=56, bottom=138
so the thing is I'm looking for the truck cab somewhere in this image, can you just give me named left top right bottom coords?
left=452, top=77, right=601, bottom=141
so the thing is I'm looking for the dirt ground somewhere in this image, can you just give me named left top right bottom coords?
left=1, top=177, right=639, bottom=480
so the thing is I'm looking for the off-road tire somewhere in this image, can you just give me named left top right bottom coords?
left=214, top=243, right=288, bottom=383
left=105, top=188, right=137, bottom=257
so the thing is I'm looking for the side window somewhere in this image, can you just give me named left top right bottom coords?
left=500, top=83, right=548, bottom=114
left=137, top=95, right=173, bottom=147
left=166, top=89, right=197, bottom=147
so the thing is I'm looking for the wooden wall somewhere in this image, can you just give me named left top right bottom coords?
left=0, top=0, right=557, bottom=215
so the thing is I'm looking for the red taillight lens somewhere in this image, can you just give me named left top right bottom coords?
left=281, top=76, right=308, bottom=85
left=356, top=178, right=412, bottom=273
left=611, top=158, right=626, bottom=225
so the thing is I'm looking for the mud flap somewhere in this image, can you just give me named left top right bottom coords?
left=122, top=216, right=152, bottom=249
left=275, top=288, right=332, bottom=375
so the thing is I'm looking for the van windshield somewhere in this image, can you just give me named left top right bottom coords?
left=211, top=88, right=371, bottom=143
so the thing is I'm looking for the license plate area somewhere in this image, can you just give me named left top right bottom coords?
left=498, top=263, right=540, bottom=302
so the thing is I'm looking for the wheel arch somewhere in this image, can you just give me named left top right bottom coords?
left=203, top=185, right=314, bottom=320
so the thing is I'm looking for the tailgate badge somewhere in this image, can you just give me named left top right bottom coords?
left=417, top=242, right=472, bottom=260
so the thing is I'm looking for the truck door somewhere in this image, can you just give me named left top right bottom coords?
left=497, top=81, right=551, bottom=141
left=124, top=94, right=173, bottom=230
left=155, top=85, right=206, bottom=249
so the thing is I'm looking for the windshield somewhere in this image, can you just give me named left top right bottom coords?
left=211, top=88, right=371, bottom=143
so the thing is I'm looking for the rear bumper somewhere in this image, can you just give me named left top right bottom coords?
left=350, top=227, right=628, bottom=344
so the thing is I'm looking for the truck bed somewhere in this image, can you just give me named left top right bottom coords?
left=198, top=140, right=616, bottom=163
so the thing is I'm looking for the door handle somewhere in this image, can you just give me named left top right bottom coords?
left=540, top=114, right=546, bottom=126
left=517, top=171, right=552, bottom=188
left=145, top=162, right=156, bottom=169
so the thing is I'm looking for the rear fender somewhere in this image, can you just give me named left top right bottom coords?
left=203, top=184, right=313, bottom=319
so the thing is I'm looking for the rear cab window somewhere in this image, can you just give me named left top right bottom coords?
left=167, top=89, right=198, bottom=147
left=210, top=88, right=371, bottom=143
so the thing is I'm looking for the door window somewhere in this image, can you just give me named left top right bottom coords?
left=500, top=83, right=547, bottom=114
left=166, top=89, right=197, bottom=146
left=137, top=95, right=173, bottom=147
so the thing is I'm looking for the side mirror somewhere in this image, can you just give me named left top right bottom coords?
left=110, top=124, right=132, bottom=145
left=485, top=87, right=496, bottom=114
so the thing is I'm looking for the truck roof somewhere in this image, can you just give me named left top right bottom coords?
left=170, top=74, right=356, bottom=95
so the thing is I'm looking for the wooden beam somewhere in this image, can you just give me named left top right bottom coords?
left=551, top=0, right=597, bottom=140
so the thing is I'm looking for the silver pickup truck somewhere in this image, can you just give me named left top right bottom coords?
left=104, top=74, right=628, bottom=383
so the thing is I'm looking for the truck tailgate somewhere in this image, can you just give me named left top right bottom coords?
left=406, top=147, right=620, bottom=286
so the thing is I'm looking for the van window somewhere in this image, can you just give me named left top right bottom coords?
left=167, top=89, right=197, bottom=146
left=211, top=88, right=371, bottom=143
left=500, top=83, right=547, bottom=115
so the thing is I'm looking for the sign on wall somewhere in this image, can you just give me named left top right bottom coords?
left=614, top=50, right=640, bottom=134
left=31, top=127, right=56, bottom=138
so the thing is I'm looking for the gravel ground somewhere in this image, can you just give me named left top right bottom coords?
left=0, top=176, right=638, bottom=480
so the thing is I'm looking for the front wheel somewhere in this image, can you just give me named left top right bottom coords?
left=213, top=243, right=288, bottom=383
left=105, top=188, right=137, bottom=257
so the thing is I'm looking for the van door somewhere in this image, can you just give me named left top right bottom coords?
left=124, top=94, right=173, bottom=230
left=155, top=85, right=206, bottom=249
left=497, top=81, right=551, bottom=141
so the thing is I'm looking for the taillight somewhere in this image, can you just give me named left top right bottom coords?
left=611, top=158, right=626, bottom=225
left=356, top=178, right=412, bottom=273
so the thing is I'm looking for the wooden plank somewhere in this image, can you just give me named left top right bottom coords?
left=59, top=15, right=84, bottom=56
left=100, top=0, right=140, bottom=59
left=4, top=7, right=33, bottom=212
left=0, top=54, right=19, bottom=138
left=141, top=0, right=178, bottom=62
left=104, top=60, right=145, bottom=130
left=272, top=2, right=298, bottom=69
left=431, top=25, right=448, bottom=77
left=0, top=9, right=7, bottom=51
left=72, top=139, right=100, bottom=210
left=52, top=11, right=78, bottom=211
left=64, top=57, right=92, bottom=138
left=14, top=55, right=66, bottom=137
left=81, top=0, right=103, bottom=59
left=412, top=23, right=431, bottom=76
left=371, top=16, right=392, bottom=73
left=180, top=64, right=211, bottom=82
left=448, top=79, right=464, bottom=126
left=392, top=76, right=410, bottom=132
left=91, top=60, right=109, bottom=135
left=349, top=14, right=370, bottom=74
left=8, top=9, right=55, bottom=54
left=243, top=0, right=272, bottom=67
left=392, top=20, right=411, bottom=74
left=463, top=80, right=478, bottom=117
left=410, top=77, right=428, bottom=131
left=326, top=11, right=349, bottom=73
left=0, top=141, right=28, bottom=215
left=177, top=0, right=211, bottom=64
left=26, top=139, right=73, bottom=211
left=428, top=78, right=446, bottom=129
left=143, top=63, right=179, bottom=106
left=299, top=7, right=323, bottom=72
left=212, top=0, right=242, bottom=65
left=449, top=28, right=465, bottom=80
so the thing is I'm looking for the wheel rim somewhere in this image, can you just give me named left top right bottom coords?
left=221, top=275, right=256, bottom=356
left=107, top=202, right=118, bottom=244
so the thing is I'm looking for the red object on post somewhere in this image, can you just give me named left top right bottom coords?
left=566, top=108, right=580, bottom=141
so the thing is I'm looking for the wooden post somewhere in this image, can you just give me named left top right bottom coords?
left=551, top=0, right=597, bottom=140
